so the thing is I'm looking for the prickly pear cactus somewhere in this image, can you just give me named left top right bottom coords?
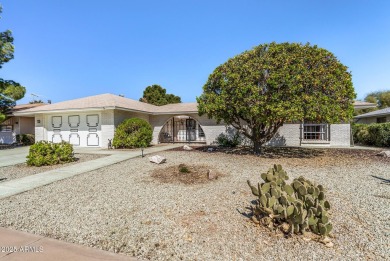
left=247, top=164, right=333, bottom=237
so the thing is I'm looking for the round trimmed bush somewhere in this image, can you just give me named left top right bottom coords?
left=112, top=118, right=153, bottom=148
left=27, top=141, right=75, bottom=167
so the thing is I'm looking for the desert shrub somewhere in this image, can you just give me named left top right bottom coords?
left=215, top=128, right=242, bottom=148
left=27, top=141, right=75, bottom=166
left=112, top=118, right=152, bottom=148
left=247, top=164, right=332, bottom=237
left=178, top=164, right=190, bottom=173
left=16, top=134, right=35, bottom=145
left=353, top=123, right=390, bottom=147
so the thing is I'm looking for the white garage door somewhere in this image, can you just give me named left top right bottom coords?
left=48, top=114, right=101, bottom=147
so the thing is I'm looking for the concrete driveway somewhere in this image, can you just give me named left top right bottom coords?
left=0, top=147, right=30, bottom=167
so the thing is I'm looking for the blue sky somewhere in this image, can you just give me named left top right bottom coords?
left=1, top=0, right=389, bottom=104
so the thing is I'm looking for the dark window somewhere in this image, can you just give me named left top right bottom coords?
left=377, top=117, right=386, bottom=123
left=303, top=124, right=328, bottom=141
left=0, top=125, right=12, bottom=132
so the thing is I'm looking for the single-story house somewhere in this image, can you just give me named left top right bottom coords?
left=0, top=103, right=46, bottom=144
left=13, top=93, right=364, bottom=148
left=354, top=107, right=390, bottom=124
left=353, top=100, right=377, bottom=110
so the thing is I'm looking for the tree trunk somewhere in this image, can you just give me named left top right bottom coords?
left=253, top=140, right=262, bottom=155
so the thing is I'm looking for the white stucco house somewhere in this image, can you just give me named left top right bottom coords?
left=354, top=107, right=390, bottom=124
left=12, top=93, right=364, bottom=148
left=0, top=103, right=45, bottom=144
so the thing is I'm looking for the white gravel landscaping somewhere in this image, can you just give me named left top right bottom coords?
left=0, top=153, right=107, bottom=182
left=0, top=148, right=389, bottom=260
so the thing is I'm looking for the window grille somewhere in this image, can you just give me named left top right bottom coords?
left=0, top=125, right=12, bottom=132
left=302, top=124, right=329, bottom=141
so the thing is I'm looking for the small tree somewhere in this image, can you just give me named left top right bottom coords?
left=113, top=118, right=153, bottom=148
left=0, top=6, right=26, bottom=122
left=197, top=42, right=356, bottom=154
left=139, top=84, right=181, bottom=106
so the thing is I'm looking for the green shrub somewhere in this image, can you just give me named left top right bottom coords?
left=16, top=134, right=35, bottom=145
left=27, top=141, right=75, bottom=167
left=112, top=118, right=153, bottom=149
left=179, top=164, right=190, bottom=173
left=248, top=164, right=332, bottom=236
left=352, top=123, right=390, bottom=147
left=216, top=128, right=242, bottom=148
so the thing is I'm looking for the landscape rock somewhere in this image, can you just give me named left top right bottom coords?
left=207, top=169, right=217, bottom=180
left=149, top=155, right=166, bottom=164
left=183, top=145, right=193, bottom=151
left=376, top=151, right=390, bottom=157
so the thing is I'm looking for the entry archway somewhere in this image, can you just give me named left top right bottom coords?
left=159, top=115, right=206, bottom=143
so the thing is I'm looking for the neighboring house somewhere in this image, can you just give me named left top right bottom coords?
left=14, top=93, right=363, bottom=148
left=0, top=103, right=46, bottom=144
left=354, top=107, right=390, bottom=124
left=353, top=100, right=377, bottom=110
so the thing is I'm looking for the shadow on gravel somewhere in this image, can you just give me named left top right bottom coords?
left=371, top=175, right=390, bottom=185
left=193, top=146, right=325, bottom=159
left=236, top=207, right=253, bottom=219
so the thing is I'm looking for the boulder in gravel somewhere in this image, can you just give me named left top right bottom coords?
left=376, top=151, right=390, bottom=157
left=183, top=145, right=193, bottom=151
left=149, top=155, right=166, bottom=164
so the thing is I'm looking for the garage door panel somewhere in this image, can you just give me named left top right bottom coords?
left=68, top=115, right=80, bottom=128
left=69, top=133, right=80, bottom=146
left=87, top=115, right=99, bottom=127
left=52, top=116, right=62, bottom=128
left=87, top=133, right=99, bottom=146
left=52, top=134, right=62, bottom=143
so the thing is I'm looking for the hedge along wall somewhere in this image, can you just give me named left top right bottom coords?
left=352, top=123, right=390, bottom=147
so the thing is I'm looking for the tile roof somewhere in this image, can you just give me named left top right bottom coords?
left=153, top=102, right=198, bottom=114
left=14, top=93, right=371, bottom=116
left=14, top=93, right=198, bottom=115
left=7, top=103, right=47, bottom=115
left=354, top=107, right=390, bottom=118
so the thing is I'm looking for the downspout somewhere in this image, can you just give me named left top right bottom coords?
left=299, top=121, right=303, bottom=146
left=172, top=118, right=174, bottom=143
left=350, top=120, right=354, bottom=147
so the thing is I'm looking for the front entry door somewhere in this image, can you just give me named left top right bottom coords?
left=186, top=119, right=196, bottom=141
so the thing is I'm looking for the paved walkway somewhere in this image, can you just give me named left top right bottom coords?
left=0, top=147, right=30, bottom=167
left=0, top=144, right=181, bottom=199
left=0, top=227, right=136, bottom=260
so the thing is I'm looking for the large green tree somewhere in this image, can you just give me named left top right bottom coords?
left=197, top=42, right=356, bottom=153
left=0, top=6, right=26, bottom=122
left=139, top=84, right=181, bottom=106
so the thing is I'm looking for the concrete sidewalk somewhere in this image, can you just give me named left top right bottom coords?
left=0, top=147, right=30, bottom=167
left=0, top=144, right=181, bottom=199
left=0, top=227, right=136, bottom=260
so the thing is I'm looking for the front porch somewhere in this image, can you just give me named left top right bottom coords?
left=158, top=116, right=206, bottom=143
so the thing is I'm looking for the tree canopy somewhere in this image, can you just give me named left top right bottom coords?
left=139, top=84, right=181, bottom=106
left=365, top=90, right=390, bottom=109
left=197, top=42, right=356, bottom=153
left=354, top=90, right=390, bottom=116
left=0, top=6, right=26, bottom=122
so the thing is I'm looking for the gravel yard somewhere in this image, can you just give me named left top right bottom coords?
left=0, top=148, right=389, bottom=260
left=0, top=153, right=107, bottom=182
